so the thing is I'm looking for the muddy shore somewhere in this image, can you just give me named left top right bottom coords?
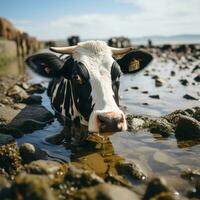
left=0, top=44, right=200, bottom=200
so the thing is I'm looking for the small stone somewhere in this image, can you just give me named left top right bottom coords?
left=130, top=118, right=145, bottom=131
left=192, top=65, right=200, bottom=73
left=131, top=86, right=139, bottom=90
left=142, top=91, right=148, bottom=94
left=10, top=173, right=55, bottom=200
left=149, top=95, right=160, bottom=99
left=150, top=119, right=174, bottom=137
left=116, top=160, right=147, bottom=181
left=183, top=94, right=198, bottom=100
left=26, top=160, right=63, bottom=175
left=22, top=95, right=42, bottom=105
left=19, top=143, right=47, bottom=164
left=152, top=75, right=159, bottom=79
left=27, top=83, right=46, bottom=94
left=143, top=177, right=177, bottom=200
left=171, top=71, right=176, bottom=76
left=179, top=79, right=189, bottom=86
left=7, top=85, right=28, bottom=103
left=155, top=78, right=164, bottom=87
left=0, top=134, right=15, bottom=145
left=175, top=115, right=200, bottom=139
left=194, top=74, right=200, bottom=82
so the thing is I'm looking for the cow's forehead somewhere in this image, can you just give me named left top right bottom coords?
left=73, top=40, right=114, bottom=73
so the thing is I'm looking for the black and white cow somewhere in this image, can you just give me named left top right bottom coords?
left=26, top=40, right=152, bottom=136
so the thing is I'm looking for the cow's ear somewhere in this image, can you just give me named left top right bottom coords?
left=116, top=50, right=153, bottom=73
left=25, top=53, right=64, bottom=78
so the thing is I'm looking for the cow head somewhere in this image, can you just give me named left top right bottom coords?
left=26, top=40, right=153, bottom=133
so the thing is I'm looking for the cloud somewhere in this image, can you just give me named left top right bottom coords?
left=13, top=0, right=200, bottom=40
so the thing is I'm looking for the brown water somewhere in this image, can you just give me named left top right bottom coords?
left=2, top=51, right=200, bottom=197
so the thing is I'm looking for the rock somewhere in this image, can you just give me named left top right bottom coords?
left=10, top=173, right=55, bottom=200
left=126, top=114, right=152, bottom=131
left=179, top=79, right=189, bottom=86
left=150, top=119, right=174, bottom=137
left=22, top=95, right=42, bottom=105
left=183, top=94, right=198, bottom=100
left=7, top=85, right=28, bottom=103
left=155, top=78, right=165, bottom=87
left=152, top=75, right=159, bottom=79
left=143, top=178, right=177, bottom=200
left=0, top=134, right=21, bottom=174
left=149, top=95, right=160, bottom=99
left=175, top=115, right=200, bottom=139
left=73, top=183, right=139, bottom=200
left=181, top=168, right=200, bottom=180
left=129, top=118, right=145, bottom=131
left=142, top=91, right=148, bottom=94
left=64, top=166, right=104, bottom=189
left=116, top=160, right=146, bottom=181
left=26, top=160, right=63, bottom=175
left=0, top=133, right=15, bottom=145
left=0, top=105, right=25, bottom=125
left=194, top=75, right=200, bottom=82
left=19, top=143, right=48, bottom=164
left=2, top=105, right=54, bottom=136
left=27, top=83, right=46, bottom=94
left=171, top=71, right=176, bottom=76
left=192, top=65, right=200, bottom=73
left=131, top=86, right=139, bottom=90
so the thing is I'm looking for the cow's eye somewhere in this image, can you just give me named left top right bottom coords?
left=72, top=74, right=83, bottom=84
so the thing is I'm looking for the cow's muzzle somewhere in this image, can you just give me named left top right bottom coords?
left=97, top=112, right=125, bottom=132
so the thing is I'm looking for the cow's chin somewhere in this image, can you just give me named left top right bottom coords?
left=88, top=111, right=127, bottom=133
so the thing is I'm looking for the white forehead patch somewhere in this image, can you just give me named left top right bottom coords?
left=73, top=40, right=113, bottom=72
left=72, top=40, right=119, bottom=112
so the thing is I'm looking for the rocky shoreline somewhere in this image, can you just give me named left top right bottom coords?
left=0, top=43, right=200, bottom=199
left=0, top=75, right=199, bottom=199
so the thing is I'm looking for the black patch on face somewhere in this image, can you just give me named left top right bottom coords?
left=111, top=61, right=121, bottom=105
left=60, top=56, right=75, bottom=79
left=71, top=62, right=93, bottom=120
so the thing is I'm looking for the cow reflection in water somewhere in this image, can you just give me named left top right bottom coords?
left=26, top=40, right=153, bottom=141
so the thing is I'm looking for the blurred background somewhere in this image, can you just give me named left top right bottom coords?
left=1, top=0, right=200, bottom=47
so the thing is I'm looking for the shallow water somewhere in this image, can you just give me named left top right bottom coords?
left=3, top=51, right=200, bottom=196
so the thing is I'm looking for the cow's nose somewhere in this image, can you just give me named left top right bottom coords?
left=97, top=112, right=124, bottom=132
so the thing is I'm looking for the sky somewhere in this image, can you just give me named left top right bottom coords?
left=0, top=0, right=200, bottom=40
